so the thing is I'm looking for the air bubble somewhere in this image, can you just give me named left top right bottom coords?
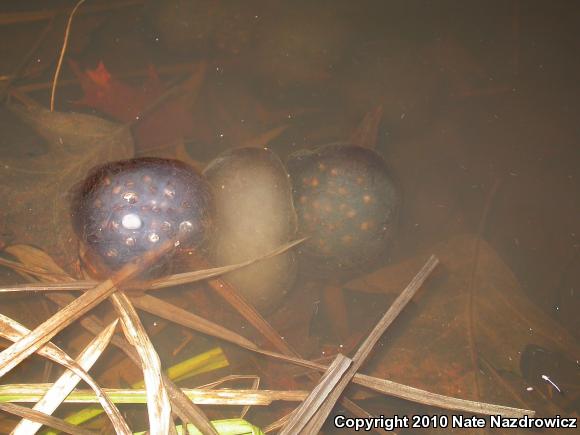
left=121, top=213, right=142, bottom=230
left=149, top=232, right=160, bottom=243
left=122, top=191, right=138, bottom=204
left=179, top=220, right=194, bottom=233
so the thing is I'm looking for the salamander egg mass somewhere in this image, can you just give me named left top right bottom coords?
left=287, top=143, right=399, bottom=278
left=71, top=157, right=213, bottom=276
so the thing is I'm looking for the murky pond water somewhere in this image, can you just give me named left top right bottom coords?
left=0, top=1, right=578, bottom=433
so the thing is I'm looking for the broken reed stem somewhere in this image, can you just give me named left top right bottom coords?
left=50, top=0, right=85, bottom=112
left=0, top=385, right=310, bottom=406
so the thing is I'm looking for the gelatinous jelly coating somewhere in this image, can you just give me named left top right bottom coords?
left=203, top=147, right=298, bottom=313
left=71, top=157, right=213, bottom=272
left=287, top=143, right=399, bottom=277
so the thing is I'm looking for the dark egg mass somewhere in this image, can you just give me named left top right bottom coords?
left=287, top=144, right=399, bottom=278
left=71, top=157, right=213, bottom=275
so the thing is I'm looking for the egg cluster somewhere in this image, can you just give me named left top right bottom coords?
left=72, top=145, right=398, bottom=292
left=287, top=144, right=399, bottom=276
left=71, top=157, right=213, bottom=274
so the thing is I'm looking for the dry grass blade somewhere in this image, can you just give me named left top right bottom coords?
left=0, top=234, right=177, bottom=379
left=0, top=384, right=310, bottom=406
left=257, top=347, right=533, bottom=417
left=0, top=238, right=306, bottom=294
left=302, top=255, right=440, bottom=433
left=0, top=315, right=129, bottom=432
left=0, top=258, right=66, bottom=283
left=0, top=403, right=95, bottom=435
left=280, top=354, right=352, bottom=435
left=0, top=282, right=94, bottom=293
left=188, top=257, right=376, bottom=426
left=11, top=320, right=129, bottom=435
left=353, top=374, right=534, bottom=417
left=6, top=265, right=531, bottom=419
left=130, top=294, right=258, bottom=350
left=42, top=294, right=223, bottom=429
left=148, top=237, right=306, bottom=290
left=205, top=276, right=292, bottom=355
left=110, top=291, right=174, bottom=435
left=3, top=244, right=74, bottom=280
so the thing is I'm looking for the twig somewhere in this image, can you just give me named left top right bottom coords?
left=50, top=0, right=86, bottom=112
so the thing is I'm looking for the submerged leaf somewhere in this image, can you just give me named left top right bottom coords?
left=348, top=234, right=580, bottom=412
left=0, top=101, right=133, bottom=271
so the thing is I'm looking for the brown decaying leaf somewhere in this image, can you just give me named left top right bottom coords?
left=346, top=234, right=579, bottom=411
left=0, top=402, right=94, bottom=435
left=0, top=100, right=134, bottom=271
left=0, top=315, right=128, bottom=434
left=10, top=319, right=129, bottom=435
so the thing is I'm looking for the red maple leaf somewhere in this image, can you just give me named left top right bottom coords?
left=70, top=60, right=196, bottom=152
